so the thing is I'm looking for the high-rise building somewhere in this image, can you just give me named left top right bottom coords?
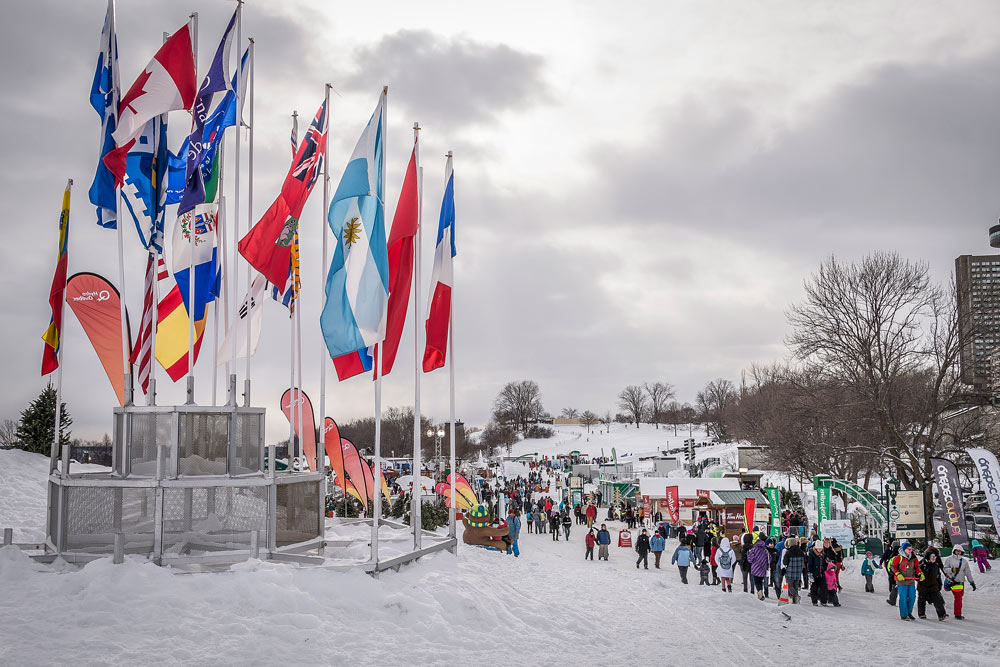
left=956, top=254, right=1000, bottom=391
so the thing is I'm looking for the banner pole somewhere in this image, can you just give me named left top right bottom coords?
left=372, top=342, right=383, bottom=566
left=50, top=178, right=72, bottom=473
left=243, top=39, right=255, bottom=407
left=412, top=123, right=422, bottom=549
left=286, top=111, right=296, bottom=468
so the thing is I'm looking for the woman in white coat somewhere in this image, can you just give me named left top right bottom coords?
left=716, top=537, right=736, bottom=592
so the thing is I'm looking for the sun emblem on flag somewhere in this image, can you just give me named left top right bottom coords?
left=342, top=217, right=362, bottom=248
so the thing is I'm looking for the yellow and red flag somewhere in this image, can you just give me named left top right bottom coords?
left=41, top=181, right=72, bottom=375
left=155, top=283, right=206, bottom=381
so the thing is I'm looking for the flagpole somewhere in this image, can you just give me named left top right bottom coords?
left=244, top=38, right=255, bottom=407
left=371, top=85, right=388, bottom=568
left=112, top=0, right=131, bottom=407
left=286, top=113, right=297, bottom=468
left=447, top=150, right=457, bottom=540
left=229, top=5, right=243, bottom=405
left=51, top=178, right=72, bottom=473
left=411, top=122, right=422, bottom=549
left=185, top=11, right=199, bottom=405
left=149, top=32, right=169, bottom=407
left=319, top=84, right=331, bottom=480
left=212, top=170, right=226, bottom=407
left=295, top=293, right=304, bottom=469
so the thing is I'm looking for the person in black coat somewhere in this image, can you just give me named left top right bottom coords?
left=806, top=542, right=829, bottom=606
left=694, top=525, right=708, bottom=563
left=741, top=533, right=755, bottom=593
left=917, top=549, right=948, bottom=620
left=635, top=529, right=651, bottom=569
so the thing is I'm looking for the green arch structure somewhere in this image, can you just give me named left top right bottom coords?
left=813, top=474, right=887, bottom=527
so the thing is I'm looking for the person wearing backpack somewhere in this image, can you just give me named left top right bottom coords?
left=717, top=537, right=736, bottom=592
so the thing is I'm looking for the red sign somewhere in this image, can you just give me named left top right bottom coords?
left=618, top=530, right=632, bottom=547
left=697, top=489, right=711, bottom=500
left=642, top=495, right=651, bottom=519
left=743, top=497, right=757, bottom=533
left=665, top=486, right=680, bottom=523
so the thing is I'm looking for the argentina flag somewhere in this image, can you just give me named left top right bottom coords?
left=320, top=90, right=389, bottom=359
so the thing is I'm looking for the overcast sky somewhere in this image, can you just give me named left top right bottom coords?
left=4, top=0, right=1000, bottom=443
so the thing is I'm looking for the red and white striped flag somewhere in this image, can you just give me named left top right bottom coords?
left=130, top=251, right=166, bottom=394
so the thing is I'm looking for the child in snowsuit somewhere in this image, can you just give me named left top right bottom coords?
left=825, top=562, right=841, bottom=607
left=971, top=540, right=991, bottom=573
left=861, top=551, right=877, bottom=593
left=699, top=558, right=711, bottom=585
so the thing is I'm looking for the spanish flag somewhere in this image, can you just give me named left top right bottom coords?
left=41, top=181, right=72, bottom=375
left=155, top=283, right=206, bottom=381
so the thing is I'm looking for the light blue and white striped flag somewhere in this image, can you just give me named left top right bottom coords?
left=320, top=90, right=389, bottom=359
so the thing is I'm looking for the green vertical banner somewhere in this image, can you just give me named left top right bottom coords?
left=766, top=487, right=782, bottom=537
left=816, top=485, right=831, bottom=535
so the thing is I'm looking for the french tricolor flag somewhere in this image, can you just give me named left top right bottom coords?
left=422, top=155, right=455, bottom=373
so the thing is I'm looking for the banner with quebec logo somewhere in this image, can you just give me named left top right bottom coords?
left=64, top=273, right=130, bottom=406
left=930, top=458, right=969, bottom=548
left=967, top=448, right=1000, bottom=536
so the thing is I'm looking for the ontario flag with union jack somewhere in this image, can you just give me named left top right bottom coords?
left=238, top=98, right=327, bottom=291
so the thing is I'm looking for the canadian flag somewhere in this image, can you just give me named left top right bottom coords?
left=422, top=155, right=455, bottom=373
left=104, top=23, right=196, bottom=184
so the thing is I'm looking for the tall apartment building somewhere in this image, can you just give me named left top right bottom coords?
left=956, top=254, right=1000, bottom=391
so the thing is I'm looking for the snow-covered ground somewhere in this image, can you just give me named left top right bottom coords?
left=2, top=442, right=1000, bottom=666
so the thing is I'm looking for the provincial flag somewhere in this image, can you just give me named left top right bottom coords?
left=41, top=182, right=72, bottom=375
left=154, top=283, right=207, bottom=382
left=88, top=0, right=119, bottom=228
left=218, top=273, right=266, bottom=362
left=103, top=23, right=197, bottom=185
left=238, top=98, right=328, bottom=290
left=422, top=155, right=456, bottom=372
left=171, top=203, right=220, bottom=321
left=178, top=8, right=237, bottom=215
left=270, top=231, right=300, bottom=314
left=320, top=91, right=389, bottom=359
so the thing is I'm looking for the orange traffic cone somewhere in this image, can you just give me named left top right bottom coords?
left=778, top=579, right=791, bottom=606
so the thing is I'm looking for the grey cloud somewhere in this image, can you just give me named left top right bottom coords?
left=343, top=29, right=550, bottom=128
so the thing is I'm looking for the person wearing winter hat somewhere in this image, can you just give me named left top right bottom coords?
left=943, top=544, right=976, bottom=620
left=807, top=541, right=829, bottom=605
left=716, top=537, right=736, bottom=592
left=861, top=551, right=878, bottom=593
left=916, top=548, right=947, bottom=620
left=971, top=539, right=991, bottom=573
left=890, top=542, right=921, bottom=620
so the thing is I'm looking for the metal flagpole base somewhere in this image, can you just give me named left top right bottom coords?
left=185, top=377, right=195, bottom=405
left=148, top=378, right=157, bottom=406
left=243, top=378, right=251, bottom=407
left=124, top=373, right=134, bottom=407
left=227, top=374, right=237, bottom=406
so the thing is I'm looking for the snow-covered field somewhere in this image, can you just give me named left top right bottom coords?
left=2, top=437, right=1000, bottom=666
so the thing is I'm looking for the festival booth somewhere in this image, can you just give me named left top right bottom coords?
left=637, top=477, right=743, bottom=526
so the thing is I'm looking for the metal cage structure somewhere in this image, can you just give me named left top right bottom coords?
left=44, top=403, right=325, bottom=566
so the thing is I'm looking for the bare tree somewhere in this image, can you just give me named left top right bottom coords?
left=617, top=385, right=648, bottom=428
left=559, top=407, right=579, bottom=419
left=580, top=410, right=599, bottom=433
left=644, top=382, right=675, bottom=429
left=786, top=253, right=972, bottom=494
left=493, top=380, right=545, bottom=433
left=0, top=418, right=18, bottom=449
left=696, top=379, right=737, bottom=440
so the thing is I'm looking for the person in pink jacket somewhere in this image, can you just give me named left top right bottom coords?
left=971, top=540, right=992, bottom=573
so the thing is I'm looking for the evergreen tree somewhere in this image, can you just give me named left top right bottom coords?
left=15, top=383, right=71, bottom=456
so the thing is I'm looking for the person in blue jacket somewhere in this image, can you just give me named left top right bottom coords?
left=596, top=523, right=611, bottom=561
left=672, top=541, right=693, bottom=583
left=650, top=531, right=666, bottom=569
left=506, top=509, right=521, bottom=557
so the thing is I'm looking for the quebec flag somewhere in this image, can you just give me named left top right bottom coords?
left=320, top=90, right=389, bottom=359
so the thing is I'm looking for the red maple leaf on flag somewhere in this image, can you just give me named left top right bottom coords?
left=120, top=68, right=152, bottom=115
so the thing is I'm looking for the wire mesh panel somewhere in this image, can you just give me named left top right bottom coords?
left=61, top=485, right=155, bottom=552
left=275, top=480, right=320, bottom=547
left=232, top=412, right=263, bottom=475
left=161, top=485, right=268, bottom=554
left=113, top=412, right=125, bottom=476
left=177, top=412, right=229, bottom=476
left=128, top=413, right=171, bottom=477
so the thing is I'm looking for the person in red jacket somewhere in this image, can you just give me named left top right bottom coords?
left=585, top=529, right=596, bottom=560
left=585, top=503, right=598, bottom=529
left=890, top=542, right=922, bottom=620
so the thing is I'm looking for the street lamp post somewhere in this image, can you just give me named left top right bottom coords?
left=426, top=427, right=445, bottom=481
